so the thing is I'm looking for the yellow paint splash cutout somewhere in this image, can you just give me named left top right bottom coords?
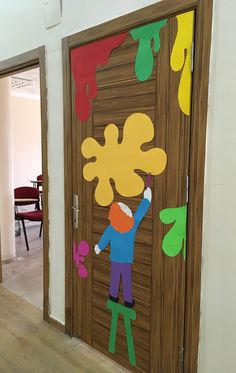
left=81, top=113, right=167, bottom=206
left=170, top=11, right=194, bottom=115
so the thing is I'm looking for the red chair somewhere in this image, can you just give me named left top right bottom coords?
left=14, top=187, right=43, bottom=251
left=36, top=174, right=43, bottom=210
left=36, top=174, right=43, bottom=191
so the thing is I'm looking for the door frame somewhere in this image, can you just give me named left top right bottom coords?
left=62, top=0, right=213, bottom=371
left=0, top=47, right=50, bottom=322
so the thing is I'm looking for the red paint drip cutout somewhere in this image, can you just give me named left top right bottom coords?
left=71, top=33, right=127, bottom=122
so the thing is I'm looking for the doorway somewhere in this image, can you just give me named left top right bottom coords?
left=1, top=67, right=43, bottom=309
left=63, top=0, right=212, bottom=372
left=0, top=48, right=49, bottom=322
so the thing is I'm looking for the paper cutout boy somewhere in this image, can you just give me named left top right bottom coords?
left=94, top=187, right=152, bottom=308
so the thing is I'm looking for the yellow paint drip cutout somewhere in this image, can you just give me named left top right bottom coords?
left=170, top=11, right=194, bottom=116
left=81, top=113, right=167, bottom=206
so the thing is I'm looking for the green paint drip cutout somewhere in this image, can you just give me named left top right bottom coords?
left=107, top=300, right=136, bottom=366
left=130, top=19, right=168, bottom=81
left=160, top=205, right=187, bottom=259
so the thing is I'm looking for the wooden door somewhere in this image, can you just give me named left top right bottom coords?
left=70, top=10, right=194, bottom=373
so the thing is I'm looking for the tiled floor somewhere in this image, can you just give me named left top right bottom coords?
left=2, top=224, right=43, bottom=309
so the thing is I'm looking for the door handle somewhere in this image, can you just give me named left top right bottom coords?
left=72, top=194, right=79, bottom=229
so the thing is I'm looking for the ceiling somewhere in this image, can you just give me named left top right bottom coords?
left=11, top=67, right=40, bottom=99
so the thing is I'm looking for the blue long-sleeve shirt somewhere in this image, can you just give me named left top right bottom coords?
left=98, top=198, right=151, bottom=263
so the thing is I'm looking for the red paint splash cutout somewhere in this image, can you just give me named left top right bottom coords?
left=71, top=33, right=127, bottom=122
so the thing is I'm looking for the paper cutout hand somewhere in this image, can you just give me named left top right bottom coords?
left=144, top=187, right=152, bottom=202
left=160, top=205, right=187, bottom=259
left=94, top=244, right=101, bottom=255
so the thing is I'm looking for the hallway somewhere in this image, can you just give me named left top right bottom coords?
left=0, top=286, right=127, bottom=373
left=2, top=225, right=43, bottom=309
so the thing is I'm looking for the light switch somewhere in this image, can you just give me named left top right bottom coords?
left=44, top=0, right=62, bottom=29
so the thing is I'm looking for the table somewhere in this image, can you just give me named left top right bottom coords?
left=29, top=180, right=42, bottom=188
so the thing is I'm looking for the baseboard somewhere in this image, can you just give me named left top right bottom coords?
left=1, top=256, right=16, bottom=265
left=48, top=315, right=65, bottom=332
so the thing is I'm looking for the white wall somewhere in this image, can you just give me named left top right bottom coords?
left=0, top=78, right=16, bottom=261
left=11, top=95, right=42, bottom=188
left=0, top=1, right=235, bottom=371
left=198, top=1, right=236, bottom=372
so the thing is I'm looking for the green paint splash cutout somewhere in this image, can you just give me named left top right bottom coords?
left=160, top=205, right=187, bottom=259
left=130, top=19, right=167, bottom=81
left=107, top=300, right=136, bottom=366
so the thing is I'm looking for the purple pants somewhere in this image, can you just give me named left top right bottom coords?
left=110, top=262, right=132, bottom=303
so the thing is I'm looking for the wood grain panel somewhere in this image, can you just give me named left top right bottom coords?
left=39, top=46, right=50, bottom=323
left=93, top=215, right=153, bottom=234
left=93, top=301, right=150, bottom=332
left=93, top=281, right=151, bottom=320
left=97, top=79, right=155, bottom=101
left=93, top=111, right=155, bottom=128
left=92, top=198, right=153, bottom=220
left=93, top=228, right=152, bottom=247
left=150, top=17, right=190, bottom=373
left=93, top=94, right=155, bottom=114
left=93, top=320, right=150, bottom=354
left=93, top=255, right=151, bottom=288
left=72, top=14, right=187, bottom=372
left=93, top=268, right=151, bottom=303
left=64, top=1, right=213, bottom=372
left=62, top=37, right=74, bottom=335
left=93, top=233, right=152, bottom=266
left=93, top=334, right=149, bottom=373
left=183, top=1, right=213, bottom=372
left=96, top=41, right=138, bottom=72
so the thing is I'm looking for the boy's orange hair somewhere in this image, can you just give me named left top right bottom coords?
left=108, top=202, right=134, bottom=233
